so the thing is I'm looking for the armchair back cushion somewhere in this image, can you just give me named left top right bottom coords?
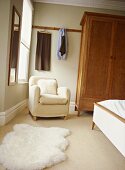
left=37, top=79, right=57, bottom=95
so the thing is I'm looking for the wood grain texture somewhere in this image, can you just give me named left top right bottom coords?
left=110, top=21, right=125, bottom=99
left=94, top=102, right=125, bottom=123
left=81, top=11, right=125, bottom=25
left=32, top=25, right=82, bottom=33
left=82, top=18, right=113, bottom=99
left=76, top=12, right=125, bottom=111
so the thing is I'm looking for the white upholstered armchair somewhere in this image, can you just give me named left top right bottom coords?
left=28, top=76, right=70, bottom=120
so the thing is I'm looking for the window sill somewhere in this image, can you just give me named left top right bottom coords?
left=18, top=81, right=29, bottom=84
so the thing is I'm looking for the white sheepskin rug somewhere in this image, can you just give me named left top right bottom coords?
left=0, top=124, right=70, bottom=170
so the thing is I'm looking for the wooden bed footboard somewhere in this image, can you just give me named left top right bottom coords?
left=94, top=102, right=125, bottom=123
left=92, top=102, right=125, bottom=157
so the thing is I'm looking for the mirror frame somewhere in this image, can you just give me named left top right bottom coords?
left=8, top=6, right=21, bottom=85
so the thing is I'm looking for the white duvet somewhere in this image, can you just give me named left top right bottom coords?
left=98, top=100, right=125, bottom=119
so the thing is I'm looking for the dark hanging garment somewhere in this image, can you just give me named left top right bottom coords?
left=57, top=28, right=67, bottom=60
left=35, top=32, right=51, bottom=71
left=60, top=36, right=66, bottom=56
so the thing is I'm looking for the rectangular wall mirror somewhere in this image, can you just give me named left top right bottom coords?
left=8, top=6, right=21, bottom=85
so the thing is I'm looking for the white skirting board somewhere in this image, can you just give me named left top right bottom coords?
left=0, top=100, right=75, bottom=126
left=0, top=99, right=27, bottom=126
left=69, top=102, right=75, bottom=112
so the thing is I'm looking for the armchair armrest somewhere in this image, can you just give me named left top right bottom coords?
left=57, top=87, right=70, bottom=103
left=28, top=85, right=40, bottom=113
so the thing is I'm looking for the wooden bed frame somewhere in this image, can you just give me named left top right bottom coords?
left=92, top=102, right=125, bottom=157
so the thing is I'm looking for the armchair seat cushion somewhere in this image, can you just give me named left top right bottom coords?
left=39, top=94, right=68, bottom=105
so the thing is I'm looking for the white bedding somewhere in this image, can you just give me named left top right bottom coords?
left=98, top=100, right=125, bottom=119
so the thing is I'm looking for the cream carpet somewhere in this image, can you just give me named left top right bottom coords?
left=0, top=124, right=70, bottom=170
left=0, top=109, right=125, bottom=170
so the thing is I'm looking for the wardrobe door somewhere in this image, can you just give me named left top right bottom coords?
left=81, top=17, right=113, bottom=99
left=110, top=21, right=125, bottom=99
left=76, top=25, right=86, bottom=105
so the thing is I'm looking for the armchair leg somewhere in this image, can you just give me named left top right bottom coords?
left=29, top=111, right=37, bottom=121
left=33, top=116, right=37, bottom=121
left=64, top=116, right=68, bottom=120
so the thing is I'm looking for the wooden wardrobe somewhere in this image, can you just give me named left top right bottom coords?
left=76, top=12, right=125, bottom=115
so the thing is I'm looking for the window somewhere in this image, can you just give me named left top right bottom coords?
left=18, top=0, right=33, bottom=82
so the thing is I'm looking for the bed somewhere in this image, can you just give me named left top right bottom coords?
left=92, top=100, right=125, bottom=157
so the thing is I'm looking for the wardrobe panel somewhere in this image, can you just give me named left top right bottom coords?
left=111, top=21, right=125, bottom=98
left=82, top=19, right=113, bottom=98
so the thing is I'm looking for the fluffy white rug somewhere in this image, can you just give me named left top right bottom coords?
left=0, top=124, right=70, bottom=170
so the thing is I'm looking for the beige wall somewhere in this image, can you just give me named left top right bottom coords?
left=0, top=0, right=10, bottom=111
left=0, top=0, right=28, bottom=112
left=29, top=3, right=125, bottom=102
